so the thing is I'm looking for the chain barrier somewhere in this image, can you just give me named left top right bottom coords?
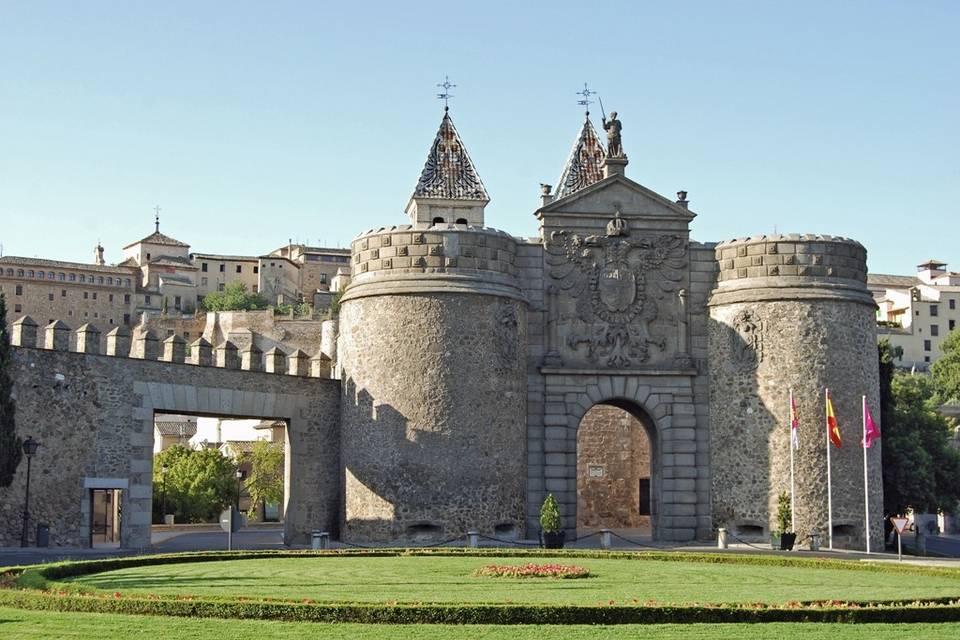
left=569, top=531, right=601, bottom=544
left=607, top=531, right=661, bottom=549
left=334, top=535, right=465, bottom=550
left=725, top=531, right=771, bottom=551
left=477, top=533, right=542, bottom=547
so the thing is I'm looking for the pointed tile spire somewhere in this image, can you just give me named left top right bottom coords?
left=407, top=111, right=489, bottom=226
left=554, top=117, right=606, bottom=200
left=413, top=112, right=488, bottom=201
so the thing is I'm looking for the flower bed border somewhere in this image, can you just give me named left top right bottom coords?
left=1, top=549, right=959, bottom=625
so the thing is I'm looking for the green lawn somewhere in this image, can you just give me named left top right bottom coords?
left=66, top=555, right=960, bottom=605
left=0, top=607, right=958, bottom=640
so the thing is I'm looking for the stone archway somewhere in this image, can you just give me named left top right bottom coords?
left=576, top=400, right=657, bottom=538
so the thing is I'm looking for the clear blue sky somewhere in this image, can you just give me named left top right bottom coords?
left=1, top=1, right=957, bottom=275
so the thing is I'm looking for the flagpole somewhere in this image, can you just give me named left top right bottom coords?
left=826, top=387, right=833, bottom=551
left=863, top=394, right=870, bottom=554
left=789, top=388, right=796, bottom=533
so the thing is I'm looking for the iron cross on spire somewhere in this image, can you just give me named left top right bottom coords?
left=576, top=82, right=596, bottom=116
left=154, top=205, right=161, bottom=232
left=436, top=75, right=456, bottom=111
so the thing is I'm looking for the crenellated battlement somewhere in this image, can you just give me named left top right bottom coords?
left=342, top=222, right=524, bottom=302
left=710, top=233, right=873, bottom=307
left=9, top=315, right=329, bottom=378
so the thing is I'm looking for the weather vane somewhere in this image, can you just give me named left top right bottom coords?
left=576, top=82, right=596, bottom=116
left=153, top=205, right=161, bottom=232
left=437, top=75, right=456, bottom=111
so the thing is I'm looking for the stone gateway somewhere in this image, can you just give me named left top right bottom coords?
left=0, top=108, right=882, bottom=550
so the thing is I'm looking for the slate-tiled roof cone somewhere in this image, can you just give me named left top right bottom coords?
left=412, top=111, right=489, bottom=201
left=554, top=117, right=607, bottom=200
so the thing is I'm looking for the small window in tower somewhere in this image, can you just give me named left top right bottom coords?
left=455, top=218, right=468, bottom=225
left=931, top=324, right=940, bottom=336
left=432, top=217, right=445, bottom=224
left=930, top=304, right=939, bottom=316
left=924, top=339, right=931, bottom=351
left=236, top=265, right=242, bottom=273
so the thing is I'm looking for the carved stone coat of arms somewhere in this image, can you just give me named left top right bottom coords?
left=546, top=213, right=687, bottom=367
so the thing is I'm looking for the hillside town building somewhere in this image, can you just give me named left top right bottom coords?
left=0, top=222, right=349, bottom=326
left=871, top=260, right=960, bottom=370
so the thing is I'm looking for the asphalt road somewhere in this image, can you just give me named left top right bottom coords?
left=152, top=528, right=286, bottom=552
left=894, top=533, right=960, bottom=558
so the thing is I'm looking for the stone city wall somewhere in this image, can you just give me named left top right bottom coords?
left=0, top=338, right=341, bottom=549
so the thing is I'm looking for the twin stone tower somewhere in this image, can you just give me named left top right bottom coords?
left=335, top=109, right=883, bottom=549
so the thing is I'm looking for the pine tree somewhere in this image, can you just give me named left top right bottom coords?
left=0, top=291, right=22, bottom=487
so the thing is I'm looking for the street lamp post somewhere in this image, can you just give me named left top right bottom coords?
left=20, top=436, right=40, bottom=548
left=160, top=464, right=169, bottom=523
left=235, top=469, right=243, bottom=512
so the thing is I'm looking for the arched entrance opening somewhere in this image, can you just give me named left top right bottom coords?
left=576, top=400, right=657, bottom=539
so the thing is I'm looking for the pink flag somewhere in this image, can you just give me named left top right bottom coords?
left=862, top=403, right=881, bottom=448
left=790, top=394, right=800, bottom=450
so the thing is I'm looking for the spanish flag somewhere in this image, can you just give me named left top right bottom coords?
left=826, top=391, right=842, bottom=448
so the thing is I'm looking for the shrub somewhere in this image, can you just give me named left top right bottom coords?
left=776, top=491, right=793, bottom=534
left=539, top=493, right=561, bottom=533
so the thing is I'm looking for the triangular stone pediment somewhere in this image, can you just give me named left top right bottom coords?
left=538, top=174, right=695, bottom=221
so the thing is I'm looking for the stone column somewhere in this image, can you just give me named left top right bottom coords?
left=320, top=319, right=339, bottom=361
left=543, top=285, right=562, bottom=366
left=190, top=337, right=213, bottom=366
left=75, top=323, right=101, bottom=354
left=106, top=326, right=132, bottom=357
left=11, top=316, right=38, bottom=348
left=44, top=320, right=71, bottom=351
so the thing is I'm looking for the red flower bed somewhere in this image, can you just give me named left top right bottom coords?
left=473, top=563, right=590, bottom=579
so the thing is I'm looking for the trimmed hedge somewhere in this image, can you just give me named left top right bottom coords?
left=2, top=548, right=960, bottom=625
left=1, top=588, right=959, bottom=624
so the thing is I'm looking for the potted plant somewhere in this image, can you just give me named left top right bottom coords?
left=539, top=493, right=565, bottom=549
left=776, top=491, right=796, bottom=551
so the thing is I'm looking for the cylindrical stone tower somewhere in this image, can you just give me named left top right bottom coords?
left=337, top=224, right=527, bottom=542
left=708, top=234, right=882, bottom=550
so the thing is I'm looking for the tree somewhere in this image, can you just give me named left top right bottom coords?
left=879, top=340, right=960, bottom=516
left=931, top=329, right=960, bottom=404
left=152, top=445, right=238, bottom=523
left=243, top=440, right=284, bottom=521
left=0, top=292, right=23, bottom=487
left=201, top=282, right=269, bottom=312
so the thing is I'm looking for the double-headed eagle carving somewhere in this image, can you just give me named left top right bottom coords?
left=546, top=213, right=686, bottom=367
